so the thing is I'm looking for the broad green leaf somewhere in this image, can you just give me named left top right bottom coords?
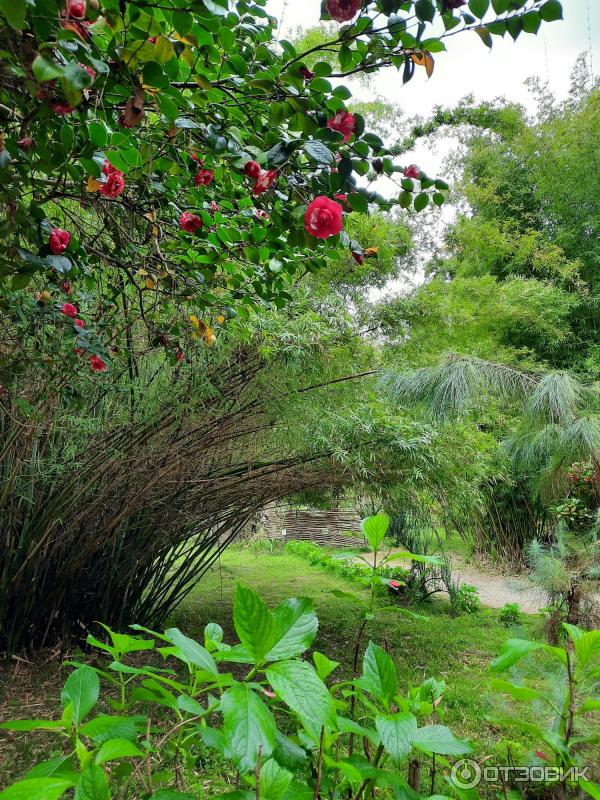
left=329, top=589, right=365, bottom=607
left=272, top=731, right=307, bottom=771
left=24, top=759, right=77, bottom=782
left=260, top=758, right=292, bottom=800
left=336, top=716, right=380, bottom=746
left=572, top=630, right=600, bottom=669
left=539, top=0, right=562, bottom=22
left=95, top=738, right=143, bottom=765
left=413, top=725, right=472, bottom=755
left=79, top=715, right=138, bottom=744
left=0, top=779, right=73, bottom=800
left=32, top=55, right=63, bottom=83
left=360, top=641, right=398, bottom=708
left=233, top=584, right=275, bottom=663
left=0, top=0, right=27, bottom=29
left=220, top=683, right=276, bottom=771
left=0, top=719, right=63, bottom=731
left=375, top=713, right=417, bottom=764
left=490, top=639, right=544, bottom=672
left=490, top=679, right=546, bottom=703
left=266, top=660, right=335, bottom=735
left=164, top=628, right=218, bottom=674
left=74, top=766, right=109, bottom=800
left=305, top=141, right=334, bottom=165
left=204, top=622, right=224, bottom=650
left=469, top=0, right=489, bottom=17
left=61, top=667, right=99, bottom=725
left=313, top=651, right=339, bottom=682
left=415, top=0, right=435, bottom=23
left=580, top=780, right=600, bottom=800
left=361, top=514, right=389, bottom=551
left=265, top=597, right=318, bottom=662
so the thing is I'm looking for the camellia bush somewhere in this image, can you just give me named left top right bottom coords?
left=0, top=0, right=563, bottom=382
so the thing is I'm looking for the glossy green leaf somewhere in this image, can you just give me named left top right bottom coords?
left=61, top=667, right=99, bottom=725
left=266, top=660, right=335, bottom=735
left=220, top=683, right=276, bottom=771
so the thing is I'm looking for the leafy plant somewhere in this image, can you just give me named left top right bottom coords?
left=499, top=603, right=523, bottom=628
left=0, top=583, right=472, bottom=800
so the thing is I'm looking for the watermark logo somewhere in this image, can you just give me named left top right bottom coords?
left=451, top=760, right=591, bottom=789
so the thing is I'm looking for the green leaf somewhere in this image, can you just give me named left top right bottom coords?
left=74, top=766, right=109, bottom=800
left=32, top=55, right=63, bottom=83
left=570, top=629, right=600, bottom=668
left=329, top=589, right=365, bottom=607
left=415, top=0, right=435, bottom=23
left=220, top=683, right=276, bottom=771
left=490, top=639, right=544, bottom=672
left=0, top=780, right=73, bottom=800
left=266, top=660, right=335, bottom=735
left=151, top=793, right=196, bottom=800
left=272, top=731, right=307, bottom=771
left=95, top=738, right=143, bottom=765
left=469, top=0, right=489, bottom=17
left=579, top=780, right=600, bottom=800
left=312, top=651, right=339, bottom=682
left=490, top=679, right=545, bottom=703
left=0, top=720, right=64, bottom=731
left=522, top=10, right=541, bottom=33
left=361, top=514, right=390, bottom=551
left=305, top=141, right=334, bottom=165
left=266, top=597, right=318, bottom=662
left=414, top=193, right=429, bottom=212
left=375, top=713, right=417, bottom=764
left=0, top=0, right=26, bottom=29
left=360, top=641, right=398, bottom=708
left=413, top=725, right=472, bottom=755
left=539, top=0, right=562, bottom=22
left=260, top=758, right=292, bottom=800
left=233, top=584, right=275, bottom=663
left=163, top=628, right=218, bottom=674
left=61, top=667, right=99, bottom=725
left=63, top=62, right=93, bottom=91
left=79, top=716, right=138, bottom=744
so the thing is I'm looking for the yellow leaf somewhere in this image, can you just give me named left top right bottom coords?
left=195, top=75, right=213, bottom=90
left=205, top=333, right=217, bottom=347
left=365, top=247, right=379, bottom=257
left=137, top=268, right=149, bottom=276
left=189, top=315, right=201, bottom=331
left=152, top=225, right=159, bottom=237
left=144, top=210, right=157, bottom=222
left=411, top=51, right=434, bottom=79
left=145, top=278, right=155, bottom=290
left=216, top=315, right=225, bottom=324
left=87, top=176, right=101, bottom=193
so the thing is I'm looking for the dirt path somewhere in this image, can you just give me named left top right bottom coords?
left=352, top=551, right=547, bottom=612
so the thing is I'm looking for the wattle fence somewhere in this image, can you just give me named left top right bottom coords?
left=258, top=507, right=365, bottom=549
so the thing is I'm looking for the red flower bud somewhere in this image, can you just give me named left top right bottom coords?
left=67, top=0, right=86, bottom=18
left=49, top=228, right=71, bottom=255
left=352, top=251, right=365, bottom=265
left=75, top=319, right=85, bottom=328
left=195, top=169, right=214, bottom=187
left=62, top=281, right=72, bottom=294
left=17, top=137, right=34, bottom=151
left=89, top=355, right=108, bottom=372
left=61, top=302, right=78, bottom=318
left=176, top=349, right=184, bottom=362
left=244, top=160, right=261, bottom=178
left=179, top=211, right=204, bottom=233
left=299, top=66, right=315, bottom=80
left=51, top=102, right=74, bottom=116
left=403, top=164, right=420, bottom=179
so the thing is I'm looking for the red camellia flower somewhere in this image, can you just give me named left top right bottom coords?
left=243, top=160, right=261, bottom=178
left=253, top=169, right=277, bottom=195
left=403, top=164, right=420, bottom=179
left=327, top=0, right=362, bottom=22
left=176, top=349, right=184, bottom=362
left=195, top=169, right=214, bottom=187
left=352, top=252, right=365, bottom=265
left=75, top=319, right=85, bottom=329
left=304, top=196, right=343, bottom=239
left=61, top=302, right=78, bottom=318
left=254, top=209, right=270, bottom=222
left=17, top=137, right=34, bottom=150
left=51, top=102, right=74, bottom=115
left=49, top=228, right=71, bottom=254
left=299, top=66, right=315, bottom=80
left=327, top=111, right=356, bottom=143
left=90, top=355, right=108, bottom=372
left=67, top=0, right=86, bottom=18
left=99, top=160, right=125, bottom=198
left=179, top=211, right=203, bottom=233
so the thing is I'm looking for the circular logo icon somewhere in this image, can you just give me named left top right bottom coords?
left=451, top=759, right=481, bottom=790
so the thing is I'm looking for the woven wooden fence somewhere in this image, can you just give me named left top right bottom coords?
left=262, top=508, right=365, bottom=548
